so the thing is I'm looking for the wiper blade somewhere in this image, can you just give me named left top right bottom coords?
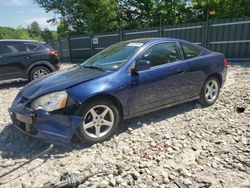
left=83, top=65, right=105, bottom=71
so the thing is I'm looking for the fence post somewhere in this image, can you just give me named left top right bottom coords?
left=58, top=39, right=63, bottom=62
left=120, top=30, right=124, bottom=41
left=204, top=13, right=210, bottom=48
left=159, top=26, right=162, bottom=38
left=67, top=36, right=72, bottom=62
left=90, top=34, right=94, bottom=56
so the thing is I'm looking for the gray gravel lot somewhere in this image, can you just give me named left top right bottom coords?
left=0, top=64, right=249, bottom=188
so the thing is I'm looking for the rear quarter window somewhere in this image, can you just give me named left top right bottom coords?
left=41, top=43, right=53, bottom=50
left=180, top=43, right=201, bottom=60
left=29, top=43, right=51, bottom=51
left=24, top=43, right=39, bottom=51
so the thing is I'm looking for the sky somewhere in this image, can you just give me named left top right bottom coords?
left=0, top=0, right=57, bottom=30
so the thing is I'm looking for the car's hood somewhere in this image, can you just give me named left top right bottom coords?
left=21, top=66, right=110, bottom=99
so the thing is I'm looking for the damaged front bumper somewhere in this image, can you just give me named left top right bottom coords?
left=9, top=106, right=83, bottom=146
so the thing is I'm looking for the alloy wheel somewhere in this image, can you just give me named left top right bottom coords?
left=33, top=68, right=49, bottom=79
left=205, top=80, right=219, bottom=102
left=83, top=105, right=114, bottom=139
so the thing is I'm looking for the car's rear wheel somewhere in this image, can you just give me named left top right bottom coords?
left=199, top=77, right=220, bottom=106
left=30, top=66, right=51, bottom=80
left=76, top=98, right=119, bottom=144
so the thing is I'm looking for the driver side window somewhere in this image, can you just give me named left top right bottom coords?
left=139, top=42, right=180, bottom=67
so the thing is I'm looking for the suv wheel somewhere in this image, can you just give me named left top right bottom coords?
left=76, top=98, right=119, bottom=144
left=30, top=66, right=51, bottom=80
left=199, top=77, right=220, bottom=106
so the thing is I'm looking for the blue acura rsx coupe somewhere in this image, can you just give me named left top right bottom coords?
left=9, top=38, right=227, bottom=145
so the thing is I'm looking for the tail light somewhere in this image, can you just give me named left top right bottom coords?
left=224, top=58, right=228, bottom=68
left=49, top=50, right=59, bottom=56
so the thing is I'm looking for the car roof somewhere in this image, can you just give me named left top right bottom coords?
left=126, top=37, right=208, bottom=51
left=0, top=39, right=39, bottom=43
left=125, top=38, right=183, bottom=44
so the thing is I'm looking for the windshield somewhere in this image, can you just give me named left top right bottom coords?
left=80, top=42, right=143, bottom=71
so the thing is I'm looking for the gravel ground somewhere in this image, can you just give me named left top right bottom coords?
left=0, top=64, right=249, bottom=188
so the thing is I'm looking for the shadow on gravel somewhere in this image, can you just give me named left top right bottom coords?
left=0, top=101, right=199, bottom=161
left=0, top=80, right=28, bottom=89
left=0, top=125, right=48, bottom=160
left=0, top=125, right=81, bottom=161
left=121, top=101, right=198, bottom=132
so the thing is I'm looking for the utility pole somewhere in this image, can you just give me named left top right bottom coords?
left=204, top=0, right=210, bottom=48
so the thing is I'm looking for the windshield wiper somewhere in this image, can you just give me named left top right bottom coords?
left=82, top=65, right=106, bottom=71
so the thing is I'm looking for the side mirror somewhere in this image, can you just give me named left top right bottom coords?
left=131, top=60, right=151, bottom=73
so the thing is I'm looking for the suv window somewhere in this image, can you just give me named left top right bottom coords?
left=25, top=43, right=39, bottom=51
left=3, top=42, right=26, bottom=54
left=43, top=44, right=52, bottom=50
left=180, top=43, right=201, bottom=59
left=139, top=42, right=180, bottom=67
left=0, top=43, right=3, bottom=54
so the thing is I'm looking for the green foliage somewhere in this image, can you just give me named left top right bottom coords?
left=193, top=0, right=250, bottom=20
left=35, top=0, right=118, bottom=34
left=0, top=27, right=31, bottom=39
left=120, top=0, right=194, bottom=29
left=78, top=0, right=118, bottom=33
left=41, top=28, right=57, bottom=42
left=28, top=21, right=42, bottom=38
left=33, top=0, right=250, bottom=36
left=0, top=22, right=56, bottom=42
left=57, top=20, right=71, bottom=38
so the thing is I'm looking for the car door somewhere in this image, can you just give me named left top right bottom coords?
left=0, top=41, right=28, bottom=80
left=128, top=42, right=190, bottom=114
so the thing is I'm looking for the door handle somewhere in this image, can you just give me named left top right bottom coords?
left=26, top=56, right=31, bottom=59
left=177, top=68, right=184, bottom=73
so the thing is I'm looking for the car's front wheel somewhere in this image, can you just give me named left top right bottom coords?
left=76, top=98, right=119, bottom=144
left=199, top=77, right=220, bottom=106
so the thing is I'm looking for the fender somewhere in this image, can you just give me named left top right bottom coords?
left=66, top=72, right=130, bottom=116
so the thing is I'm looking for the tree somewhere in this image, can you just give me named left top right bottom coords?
left=78, top=0, right=118, bottom=33
left=192, top=0, right=250, bottom=21
left=41, top=28, right=56, bottom=42
left=35, top=0, right=250, bottom=35
left=35, top=0, right=119, bottom=34
left=28, top=21, right=42, bottom=38
left=57, top=20, right=71, bottom=38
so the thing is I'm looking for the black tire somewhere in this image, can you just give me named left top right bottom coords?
left=75, top=97, right=120, bottom=144
left=198, top=77, right=220, bottom=107
left=29, top=66, right=51, bottom=81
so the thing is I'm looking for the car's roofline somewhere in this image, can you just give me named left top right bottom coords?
left=137, top=38, right=210, bottom=53
left=125, top=37, right=186, bottom=44
left=122, top=38, right=206, bottom=49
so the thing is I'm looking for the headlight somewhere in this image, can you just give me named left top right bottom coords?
left=31, top=91, right=68, bottom=112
